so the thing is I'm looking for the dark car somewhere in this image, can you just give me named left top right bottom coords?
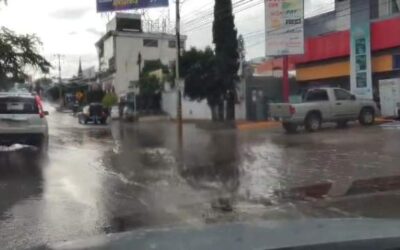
left=78, top=103, right=108, bottom=125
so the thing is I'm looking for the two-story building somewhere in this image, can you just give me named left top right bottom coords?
left=96, top=13, right=186, bottom=96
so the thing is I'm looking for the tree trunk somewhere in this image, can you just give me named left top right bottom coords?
left=217, top=101, right=224, bottom=121
left=226, top=91, right=235, bottom=121
left=210, top=105, right=218, bottom=121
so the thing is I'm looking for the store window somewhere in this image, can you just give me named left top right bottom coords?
left=168, top=40, right=176, bottom=48
left=392, top=0, right=400, bottom=12
left=378, top=0, right=400, bottom=17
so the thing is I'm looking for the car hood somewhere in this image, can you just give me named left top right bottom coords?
left=48, top=218, right=400, bottom=250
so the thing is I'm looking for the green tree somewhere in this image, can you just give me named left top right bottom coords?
left=0, top=27, right=51, bottom=89
left=212, top=0, right=239, bottom=121
left=139, top=74, right=161, bottom=95
left=182, top=47, right=224, bottom=121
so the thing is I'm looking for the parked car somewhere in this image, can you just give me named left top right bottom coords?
left=0, top=92, right=49, bottom=151
left=270, top=87, right=380, bottom=133
left=78, top=103, right=108, bottom=125
left=110, top=106, right=120, bottom=120
left=123, top=105, right=136, bottom=122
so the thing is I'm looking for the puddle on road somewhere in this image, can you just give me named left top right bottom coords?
left=0, top=144, right=37, bottom=152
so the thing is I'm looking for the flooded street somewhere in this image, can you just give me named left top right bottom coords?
left=2, top=110, right=400, bottom=249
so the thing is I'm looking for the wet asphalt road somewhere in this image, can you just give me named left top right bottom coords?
left=2, top=108, right=400, bottom=249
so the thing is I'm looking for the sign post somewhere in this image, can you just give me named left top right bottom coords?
left=265, top=0, right=304, bottom=102
left=176, top=0, right=183, bottom=128
left=350, top=0, right=373, bottom=100
left=283, top=55, right=289, bottom=102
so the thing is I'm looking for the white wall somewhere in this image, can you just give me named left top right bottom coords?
left=113, top=33, right=178, bottom=95
left=335, top=0, right=350, bottom=31
left=101, top=36, right=114, bottom=72
left=235, top=79, right=247, bottom=120
left=162, top=91, right=212, bottom=120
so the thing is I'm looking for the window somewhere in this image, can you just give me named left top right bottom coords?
left=168, top=40, right=176, bottom=48
left=143, top=39, right=158, bottom=47
left=392, top=0, right=400, bottom=13
left=334, top=89, right=353, bottom=101
left=378, top=0, right=400, bottom=17
left=305, top=89, right=329, bottom=102
left=0, top=97, right=39, bottom=114
left=169, top=40, right=185, bottom=49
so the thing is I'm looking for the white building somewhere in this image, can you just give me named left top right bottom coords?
left=96, top=13, right=186, bottom=95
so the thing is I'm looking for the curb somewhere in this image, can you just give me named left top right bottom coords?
left=236, top=121, right=281, bottom=131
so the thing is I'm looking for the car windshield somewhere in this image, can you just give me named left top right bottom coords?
left=1, top=0, right=400, bottom=249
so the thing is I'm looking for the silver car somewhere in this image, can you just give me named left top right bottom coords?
left=270, top=88, right=380, bottom=133
left=0, top=92, right=49, bottom=151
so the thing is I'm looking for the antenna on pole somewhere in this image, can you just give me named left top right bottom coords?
left=53, top=54, right=65, bottom=84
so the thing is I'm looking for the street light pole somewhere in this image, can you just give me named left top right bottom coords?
left=175, top=0, right=182, bottom=126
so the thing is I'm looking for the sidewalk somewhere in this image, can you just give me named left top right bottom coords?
left=376, top=117, right=394, bottom=124
left=236, top=117, right=394, bottom=131
left=236, top=120, right=281, bottom=131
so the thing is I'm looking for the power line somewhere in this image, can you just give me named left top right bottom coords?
left=183, top=0, right=332, bottom=34
left=182, top=0, right=253, bottom=28
left=183, top=0, right=264, bottom=33
left=182, top=0, right=335, bottom=33
left=181, top=0, right=249, bottom=23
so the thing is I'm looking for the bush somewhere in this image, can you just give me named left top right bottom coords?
left=102, top=93, right=118, bottom=108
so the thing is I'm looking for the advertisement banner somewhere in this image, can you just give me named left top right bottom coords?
left=350, top=0, right=373, bottom=99
left=265, top=0, right=304, bottom=56
left=97, top=0, right=169, bottom=13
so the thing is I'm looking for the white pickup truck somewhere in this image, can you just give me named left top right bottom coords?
left=270, top=87, right=379, bottom=133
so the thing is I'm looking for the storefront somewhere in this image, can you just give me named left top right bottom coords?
left=256, top=12, right=400, bottom=103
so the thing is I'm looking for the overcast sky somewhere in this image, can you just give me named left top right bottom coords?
left=0, top=0, right=333, bottom=79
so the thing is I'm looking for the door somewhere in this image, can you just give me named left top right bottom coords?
left=249, top=89, right=266, bottom=121
left=256, top=90, right=264, bottom=121
left=333, top=89, right=359, bottom=118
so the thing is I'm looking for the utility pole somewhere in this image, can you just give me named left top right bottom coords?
left=54, top=54, right=64, bottom=84
left=54, top=54, right=64, bottom=105
left=175, top=0, right=182, bottom=126
left=136, top=52, right=142, bottom=116
left=282, top=55, right=289, bottom=102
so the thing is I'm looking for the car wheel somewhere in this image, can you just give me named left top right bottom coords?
left=359, top=108, right=375, bottom=126
left=305, top=113, right=322, bottom=132
left=337, top=120, right=348, bottom=128
left=282, top=122, right=298, bottom=134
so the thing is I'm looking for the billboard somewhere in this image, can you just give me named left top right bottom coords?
left=97, top=0, right=169, bottom=13
left=265, top=0, right=304, bottom=56
left=350, top=0, right=373, bottom=99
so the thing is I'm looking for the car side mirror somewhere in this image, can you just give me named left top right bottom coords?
left=351, top=95, right=356, bottom=101
left=43, top=111, right=49, bottom=116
